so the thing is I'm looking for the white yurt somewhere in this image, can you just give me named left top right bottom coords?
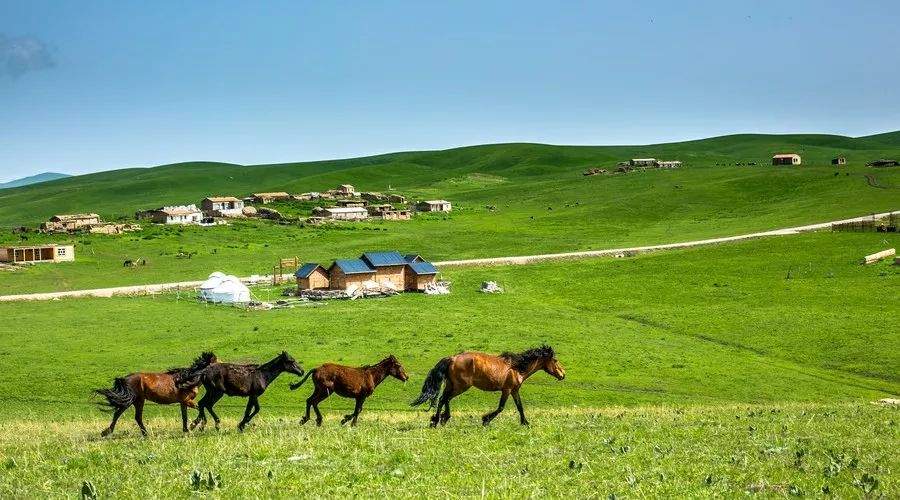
left=199, top=273, right=251, bottom=303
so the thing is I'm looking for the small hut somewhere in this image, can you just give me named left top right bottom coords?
left=295, top=263, right=330, bottom=290
left=772, top=153, right=802, bottom=166
left=404, top=259, right=438, bottom=291
left=328, top=259, right=376, bottom=290
left=361, top=251, right=408, bottom=290
left=416, top=200, right=452, bottom=212
left=831, top=156, right=847, bottom=166
left=0, top=244, right=74, bottom=263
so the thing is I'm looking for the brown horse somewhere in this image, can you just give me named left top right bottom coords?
left=94, top=352, right=217, bottom=436
left=290, top=355, right=408, bottom=427
left=411, top=345, right=565, bottom=427
left=187, top=351, right=304, bottom=432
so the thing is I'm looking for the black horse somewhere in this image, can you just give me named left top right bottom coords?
left=185, top=351, right=304, bottom=431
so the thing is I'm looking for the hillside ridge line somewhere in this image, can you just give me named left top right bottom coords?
left=0, top=210, right=896, bottom=302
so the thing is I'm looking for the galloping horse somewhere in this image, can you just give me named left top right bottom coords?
left=290, top=355, right=408, bottom=426
left=94, top=352, right=217, bottom=436
left=187, top=351, right=304, bottom=432
left=411, top=345, right=565, bottom=427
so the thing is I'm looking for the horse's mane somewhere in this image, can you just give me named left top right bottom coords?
left=499, top=345, right=555, bottom=372
left=167, top=351, right=217, bottom=384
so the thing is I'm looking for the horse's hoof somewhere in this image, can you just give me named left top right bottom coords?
left=100, top=429, right=112, bottom=437
left=520, top=420, right=530, bottom=426
left=299, top=418, right=309, bottom=426
left=315, top=420, right=323, bottom=427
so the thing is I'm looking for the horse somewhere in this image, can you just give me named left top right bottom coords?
left=411, top=345, right=565, bottom=427
left=290, top=355, right=408, bottom=427
left=94, top=352, right=217, bottom=436
left=187, top=351, right=304, bottom=432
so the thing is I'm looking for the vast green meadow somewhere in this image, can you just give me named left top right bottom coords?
left=0, top=231, right=897, bottom=496
left=1, top=133, right=899, bottom=294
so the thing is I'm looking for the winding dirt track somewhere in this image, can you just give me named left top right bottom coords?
left=0, top=210, right=896, bottom=302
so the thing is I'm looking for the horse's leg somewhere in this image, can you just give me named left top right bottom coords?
left=190, top=391, right=211, bottom=430
left=342, top=397, right=365, bottom=426
left=237, top=397, right=256, bottom=431
left=204, top=391, right=224, bottom=430
left=180, top=403, right=189, bottom=433
left=512, top=389, right=529, bottom=426
left=311, top=389, right=327, bottom=427
left=440, top=395, right=452, bottom=425
left=482, top=389, right=509, bottom=426
left=101, top=406, right=127, bottom=437
left=430, top=388, right=451, bottom=428
left=133, top=397, right=148, bottom=436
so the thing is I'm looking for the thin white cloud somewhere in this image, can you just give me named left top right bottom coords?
left=0, top=34, right=55, bottom=78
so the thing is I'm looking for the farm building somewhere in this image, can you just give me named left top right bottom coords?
left=251, top=192, right=292, bottom=204
left=136, top=205, right=203, bottom=224
left=294, top=263, right=330, bottom=290
left=404, top=258, right=438, bottom=291
left=772, top=153, right=802, bottom=165
left=327, top=259, right=377, bottom=290
left=335, top=199, right=367, bottom=208
left=0, top=244, right=74, bottom=264
left=629, top=158, right=658, bottom=167
left=657, top=160, right=682, bottom=169
left=336, top=184, right=355, bottom=196
left=361, top=251, right=408, bottom=290
left=367, top=204, right=411, bottom=220
left=832, top=156, right=847, bottom=166
left=416, top=200, right=452, bottom=212
left=315, top=206, right=369, bottom=220
left=40, top=213, right=101, bottom=232
left=201, top=196, right=244, bottom=217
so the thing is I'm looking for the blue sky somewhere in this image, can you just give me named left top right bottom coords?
left=1, top=1, right=898, bottom=182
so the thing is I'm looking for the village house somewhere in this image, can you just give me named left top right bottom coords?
left=335, top=199, right=367, bottom=208
left=40, top=213, right=101, bottom=233
left=416, top=200, right=452, bottom=212
left=327, top=258, right=377, bottom=290
left=361, top=251, right=408, bottom=290
left=832, top=156, right=847, bottom=166
left=250, top=192, right=292, bottom=204
left=404, top=257, right=438, bottom=291
left=336, top=184, right=355, bottom=196
left=201, top=196, right=244, bottom=217
left=298, top=251, right=440, bottom=293
left=294, top=263, right=330, bottom=290
left=314, top=206, right=369, bottom=221
left=0, top=244, right=74, bottom=264
left=657, top=160, right=682, bottom=169
left=136, top=205, right=203, bottom=224
left=630, top=158, right=658, bottom=167
left=367, top=204, right=411, bottom=220
left=772, top=153, right=802, bottom=166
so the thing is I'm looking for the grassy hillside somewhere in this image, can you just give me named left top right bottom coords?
left=1, top=132, right=898, bottom=227
left=1, top=133, right=898, bottom=294
left=0, top=231, right=897, bottom=496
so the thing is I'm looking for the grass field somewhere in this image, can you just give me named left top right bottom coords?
left=1, top=133, right=899, bottom=294
left=0, top=231, right=897, bottom=496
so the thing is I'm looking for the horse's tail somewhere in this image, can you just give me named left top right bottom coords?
left=94, top=377, right=135, bottom=411
left=410, top=357, right=451, bottom=408
left=289, top=369, right=315, bottom=391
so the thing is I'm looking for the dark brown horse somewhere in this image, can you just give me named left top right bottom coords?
left=290, top=355, right=408, bottom=426
left=94, top=352, right=217, bottom=436
left=187, top=351, right=304, bottom=432
left=411, top=345, right=565, bottom=427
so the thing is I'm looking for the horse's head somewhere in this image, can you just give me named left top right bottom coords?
left=278, top=351, right=305, bottom=377
left=541, top=347, right=565, bottom=381
left=385, top=355, right=409, bottom=382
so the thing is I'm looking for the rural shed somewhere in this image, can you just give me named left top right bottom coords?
left=0, top=244, right=74, bottom=264
left=405, top=260, right=439, bottom=291
left=361, top=251, right=408, bottom=290
left=772, top=153, right=802, bottom=165
left=41, top=213, right=101, bottom=232
left=295, top=263, right=330, bottom=290
left=136, top=205, right=203, bottom=224
left=629, top=158, right=658, bottom=167
left=832, top=156, right=847, bottom=165
left=201, top=196, right=244, bottom=217
left=328, top=259, right=376, bottom=290
left=318, top=206, right=369, bottom=220
left=416, top=200, right=452, bottom=212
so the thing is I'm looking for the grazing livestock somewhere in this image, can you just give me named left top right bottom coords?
left=187, top=352, right=304, bottom=432
left=94, top=352, right=217, bottom=436
left=411, top=345, right=565, bottom=427
left=291, top=355, right=408, bottom=426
